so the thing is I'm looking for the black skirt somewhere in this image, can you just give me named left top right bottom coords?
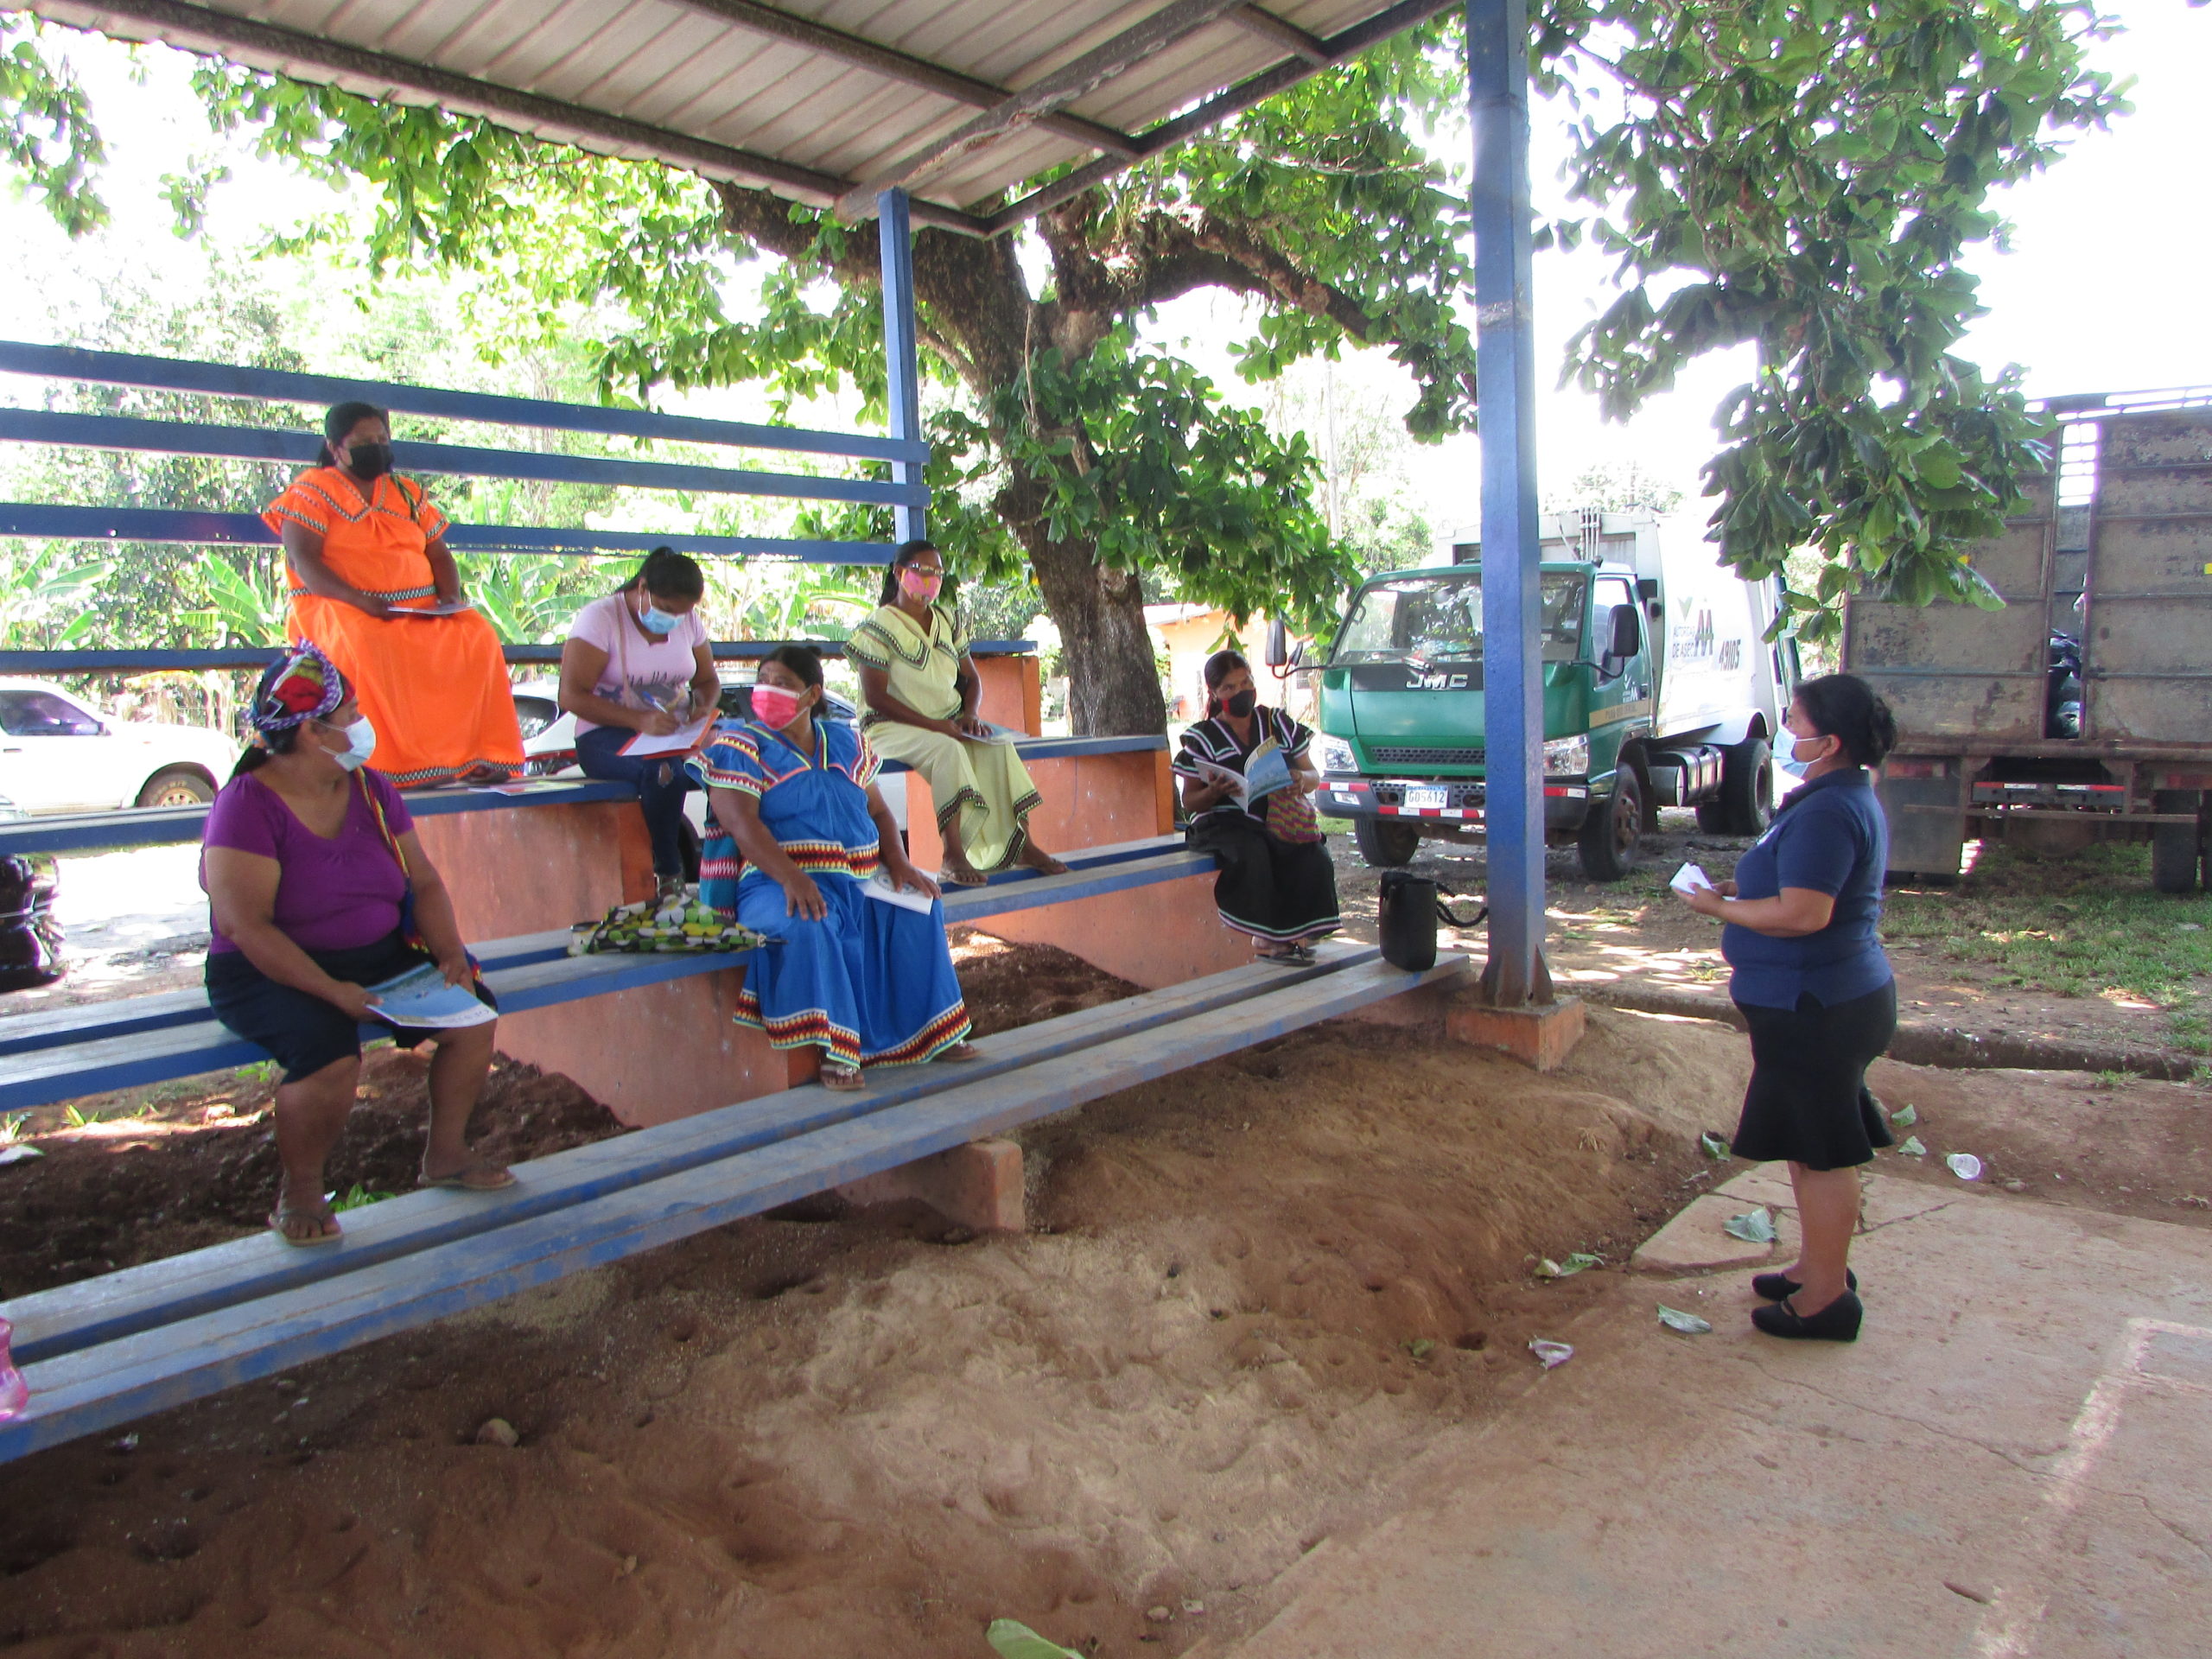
left=207, top=929, right=495, bottom=1084
left=1185, top=812, right=1341, bottom=944
left=1731, top=980, right=1898, bottom=1171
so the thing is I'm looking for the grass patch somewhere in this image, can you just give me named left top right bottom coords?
left=1883, top=840, right=2212, bottom=1049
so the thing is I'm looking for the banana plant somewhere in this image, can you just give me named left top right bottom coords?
left=186, top=552, right=288, bottom=645
left=0, top=544, right=114, bottom=646
left=465, top=553, right=600, bottom=644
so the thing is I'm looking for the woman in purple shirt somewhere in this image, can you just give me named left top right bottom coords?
left=203, top=645, right=508, bottom=1246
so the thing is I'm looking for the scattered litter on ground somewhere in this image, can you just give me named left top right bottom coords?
left=987, top=1621, right=1084, bottom=1659
left=1889, top=1103, right=1917, bottom=1128
left=1656, top=1306, right=1713, bottom=1335
left=474, top=1416, right=519, bottom=1448
left=0, top=1145, right=42, bottom=1166
left=1181, top=1600, right=1206, bottom=1616
left=1700, top=1132, right=1731, bottom=1160
left=1946, top=1153, right=1984, bottom=1182
left=1899, top=1135, right=1928, bottom=1158
left=1722, top=1207, right=1777, bottom=1243
left=1535, top=1252, right=1603, bottom=1279
left=1145, top=1605, right=1173, bottom=1623
left=1943, top=1580, right=1995, bottom=1605
left=1529, top=1338, right=1575, bottom=1370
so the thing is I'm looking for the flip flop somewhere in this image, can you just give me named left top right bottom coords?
left=939, top=868, right=990, bottom=888
left=419, top=1161, right=516, bottom=1192
left=938, top=1042, right=983, bottom=1062
left=822, top=1061, right=868, bottom=1092
left=268, top=1205, right=342, bottom=1247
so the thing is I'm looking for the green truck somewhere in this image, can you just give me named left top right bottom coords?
left=1287, top=511, right=1796, bottom=880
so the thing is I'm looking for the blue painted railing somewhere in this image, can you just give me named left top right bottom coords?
left=0, top=340, right=925, bottom=563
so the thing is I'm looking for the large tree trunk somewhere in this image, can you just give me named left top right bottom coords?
left=1024, top=531, right=1166, bottom=736
left=715, top=193, right=1176, bottom=736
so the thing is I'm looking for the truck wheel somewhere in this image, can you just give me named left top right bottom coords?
left=136, top=766, right=215, bottom=809
left=2152, top=791, right=2201, bottom=893
left=1354, top=817, right=1421, bottom=868
left=1719, top=736, right=1773, bottom=835
left=1578, top=769, right=1642, bottom=881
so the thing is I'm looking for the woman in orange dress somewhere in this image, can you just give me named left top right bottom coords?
left=261, top=402, right=524, bottom=788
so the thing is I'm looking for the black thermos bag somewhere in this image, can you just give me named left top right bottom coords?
left=1376, top=869, right=1440, bottom=972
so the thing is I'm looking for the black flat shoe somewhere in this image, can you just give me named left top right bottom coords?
left=1751, top=1268, right=1857, bottom=1302
left=1751, top=1291, right=1862, bottom=1343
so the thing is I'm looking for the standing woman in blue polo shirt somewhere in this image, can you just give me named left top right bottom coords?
left=1680, top=674, right=1897, bottom=1343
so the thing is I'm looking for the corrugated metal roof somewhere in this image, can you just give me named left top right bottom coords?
left=32, top=0, right=1453, bottom=233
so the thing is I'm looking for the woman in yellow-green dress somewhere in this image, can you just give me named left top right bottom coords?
left=848, top=540, right=1066, bottom=887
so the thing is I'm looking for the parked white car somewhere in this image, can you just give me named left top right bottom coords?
left=0, top=679, right=238, bottom=814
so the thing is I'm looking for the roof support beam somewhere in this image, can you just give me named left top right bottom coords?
left=1228, top=4, right=1330, bottom=64
left=982, top=0, right=1461, bottom=232
left=671, top=0, right=1142, bottom=157
left=833, top=0, right=1254, bottom=221
left=29, top=0, right=995, bottom=232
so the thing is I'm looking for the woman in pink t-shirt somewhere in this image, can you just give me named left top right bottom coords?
left=560, top=548, right=721, bottom=903
left=203, top=645, right=509, bottom=1246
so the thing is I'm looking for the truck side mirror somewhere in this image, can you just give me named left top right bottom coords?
left=1264, top=619, right=1290, bottom=669
left=1607, top=602, right=1642, bottom=660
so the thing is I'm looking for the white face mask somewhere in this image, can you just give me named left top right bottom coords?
left=1777, top=731, right=1829, bottom=778
left=331, top=715, right=377, bottom=772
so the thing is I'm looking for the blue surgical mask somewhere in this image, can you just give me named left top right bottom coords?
left=639, top=604, right=682, bottom=636
left=1776, top=731, right=1827, bottom=779
left=333, top=715, right=377, bottom=772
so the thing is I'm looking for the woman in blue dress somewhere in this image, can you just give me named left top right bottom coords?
left=689, top=645, right=973, bottom=1090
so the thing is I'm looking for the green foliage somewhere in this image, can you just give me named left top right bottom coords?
left=0, top=3, right=2133, bottom=686
left=1883, top=839, right=2212, bottom=1052
left=465, top=554, right=599, bottom=645
left=0, top=15, right=105, bottom=235
left=1543, top=0, right=2126, bottom=639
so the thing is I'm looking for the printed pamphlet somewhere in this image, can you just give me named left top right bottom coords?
left=364, top=963, right=499, bottom=1030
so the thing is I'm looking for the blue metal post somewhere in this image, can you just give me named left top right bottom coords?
left=1466, top=0, right=1548, bottom=1005
left=877, top=187, right=928, bottom=544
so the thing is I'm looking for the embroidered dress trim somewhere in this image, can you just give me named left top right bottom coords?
left=732, top=989, right=970, bottom=1070
left=287, top=583, right=441, bottom=603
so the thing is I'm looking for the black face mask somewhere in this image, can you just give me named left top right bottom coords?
left=1223, top=689, right=1258, bottom=719
left=344, top=442, right=394, bottom=480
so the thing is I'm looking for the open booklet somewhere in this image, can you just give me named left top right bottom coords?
left=392, top=598, right=475, bottom=617
left=363, top=963, right=499, bottom=1030
left=1195, top=737, right=1293, bottom=804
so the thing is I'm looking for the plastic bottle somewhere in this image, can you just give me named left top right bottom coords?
left=0, top=1317, right=29, bottom=1421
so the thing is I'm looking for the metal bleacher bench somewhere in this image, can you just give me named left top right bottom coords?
left=0, top=829, right=1208, bottom=1112
left=0, top=726, right=1471, bottom=1462
left=0, top=941, right=1464, bottom=1462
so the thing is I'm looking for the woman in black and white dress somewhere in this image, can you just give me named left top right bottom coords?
left=1173, top=650, right=1342, bottom=963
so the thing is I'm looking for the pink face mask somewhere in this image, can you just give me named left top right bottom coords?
left=751, top=683, right=806, bottom=729
left=899, top=567, right=943, bottom=603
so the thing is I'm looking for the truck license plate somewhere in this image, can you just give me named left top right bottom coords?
left=1404, top=787, right=1449, bottom=811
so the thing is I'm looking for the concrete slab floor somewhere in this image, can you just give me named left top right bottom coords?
left=1217, top=1185, right=2212, bottom=1659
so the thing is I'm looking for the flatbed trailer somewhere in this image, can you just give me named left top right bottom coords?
left=1844, top=392, right=2212, bottom=889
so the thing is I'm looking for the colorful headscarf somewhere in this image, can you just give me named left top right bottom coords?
left=249, top=642, right=348, bottom=738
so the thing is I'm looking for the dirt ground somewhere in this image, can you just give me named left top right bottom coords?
left=0, top=932, right=1129, bottom=1302
left=1326, top=813, right=2209, bottom=1065
left=3, top=966, right=2210, bottom=1656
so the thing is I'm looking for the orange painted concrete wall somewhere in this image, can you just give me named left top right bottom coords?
left=972, top=656, right=1043, bottom=735
left=496, top=967, right=814, bottom=1128
left=972, top=870, right=1249, bottom=990
left=410, top=799, right=653, bottom=938
left=903, top=749, right=1175, bottom=870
